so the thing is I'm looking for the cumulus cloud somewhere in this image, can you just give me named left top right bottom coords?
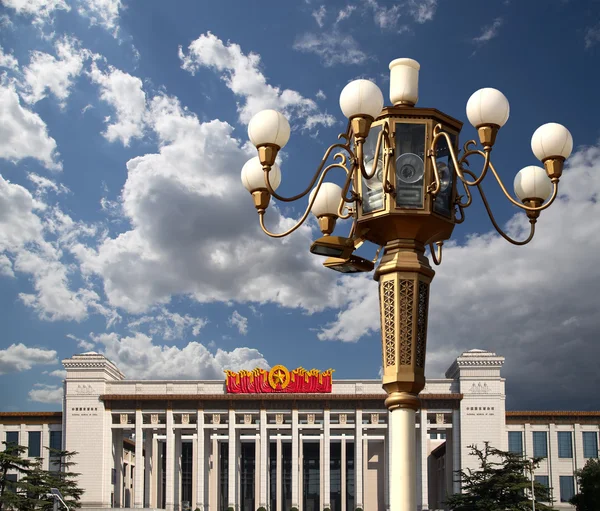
left=91, top=331, right=269, bottom=379
left=293, top=31, right=368, bottom=67
left=0, top=175, right=115, bottom=322
left=229, top=310, right=248, bottom=335
left=318, top=143, right=600, bottom=409
left=0, top=0, right=70, bottom=26
left=48, top=369, right=67, bottom=378
left=0, top=84, right=61, bottom=169
left=0, top=343, right=57, bottom=374
left=178, top=32, right=336, bottom=128
left=28, top=383, right=63, bottom=403
left=21, top=36, right=94, bottom=107
left=66, top=333, right=95, bottom=351
left=128, top=307, right=207, bottom=340
left=72, top=89, right=351, bottom=315
left=76, top=0, right=123, bottom=35
left=88, top=62, right=147, bottom=145
left=0, top=46, right=19, bottom=70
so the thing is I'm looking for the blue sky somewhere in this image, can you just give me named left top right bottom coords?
left=0, top=0, right=599, bottom=412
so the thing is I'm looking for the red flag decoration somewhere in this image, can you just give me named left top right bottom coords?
left=225, top=365, right=334, bottom=393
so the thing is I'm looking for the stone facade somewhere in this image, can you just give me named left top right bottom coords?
left=0, top=349, right=597, bottom=511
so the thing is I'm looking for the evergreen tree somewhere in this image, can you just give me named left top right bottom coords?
left=43, top=449, right=83, bottom=509
left=20, top=458, right=53, bottom=511
left=446, top=442, right=557, bottom=511
left=0, top=441, right=33, bottom=511
left=570, top=458, right=600, bottom=511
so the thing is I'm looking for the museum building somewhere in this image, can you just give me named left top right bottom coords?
left=0, top=349, right=598, bottom=511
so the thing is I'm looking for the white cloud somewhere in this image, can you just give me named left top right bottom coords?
left=128, top=307, right=207, bottom=340
left=28, top=383, right=63, bottom=403
left=315, top=89, right=326, bottom=100
left=178, top=32, right=336, bottom=128
left=317, top=143, right=600, bottom=409
left=66, top=333, right=96, bottom=351
left=229, top=310, right=248, bottom=335
left=473, top=17, right=503, bottom=45
left=312, top=5, right=326, bottom=27
left=0, top=46, right=18, bottom=70
left=0, top=83, right=61, bottom=170
left=0, top=343, right=57, bottom=374
left=21, top=36, right=94, bottom=107
left=72, top=91, right=351, bottom=315
left=48, top=369, right=66, bottom=378
left=0, top=175, right=115, bottom=322
left=88, top=62, right=147, bottom=145
left=584, top=22, right=600, bottom=49
left=293, top=31, right=368, bottom=67
left=0, top=254, right=14, bottom=277
left=407, top=0, right=437, bottom=23
left=366, top=0, right=401, bottom=30
left=335, top=5, right=356, bottom=24
left=76, top=0, right=123, bottom=35
left=27, top=173, right=69, bottom=197
left=0, top=0, right=70, bottom=26
left=91, top=331, right=269, bottom=379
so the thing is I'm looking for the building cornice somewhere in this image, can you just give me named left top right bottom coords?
left=100, top=393, right=463, bottom=402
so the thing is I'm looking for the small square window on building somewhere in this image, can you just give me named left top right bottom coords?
left=508, top=431, right=523, bottom=455
left=583, top=431, right=598, bottom=458
left=559, top=475, right=575, bottom=502
left=557, top=431, right=573, bottom=458
left=28, top=431, right=41, bottom=458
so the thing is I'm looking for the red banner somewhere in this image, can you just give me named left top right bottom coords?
left=225, top=365, right=333, bottom=393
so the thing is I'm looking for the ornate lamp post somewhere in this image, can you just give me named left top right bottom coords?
left=241, top=58, right=573, bottom=511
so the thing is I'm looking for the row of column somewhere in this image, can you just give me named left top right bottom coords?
left=109, top=407, right=459, bottom=511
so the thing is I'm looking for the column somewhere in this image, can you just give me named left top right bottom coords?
left=114, top=429, right=124, bottom=508
left=276, top=436, right=282, bottom=511
left=20, top=424, right=28, bottom=457
left=419, top=409, right=429, bottom=510
left=291, top=409, right=299, bottom=509
left=175, top=428, right=182, bottom=511
left=228, top=410, right=236, bottom=509
left=135, top=410, right=144, bottom=508
left=192, top=431, right=197, bottom=511
left=324, top=409, right=331, bottom=509
left=389, top=407, right=417, bottom=511
left=341, top=436, right=347, bottom=511
left=158, top=439, right=164, bottom=509
left=209, top=437, right=218, bottom=511
left=144, top=430, right=153, bottom=507
left=197, top=409, right=205, bottom=510
left=355, top=409, right=363, bottom=510
left=105, top=409, right=114, bottom=507
left=166, top=409, right=175, bottom=511
left=386, top=417, right=391, bottom=511
left=574, top=424, right=584, bottom=473
left=260, top=409, right=268, bottom=508
left=41, top=424, right=49, bottom=470
left=549, top=423, right=559, bottom=503
left=254, top=435, right=260, bottom=509
left=152, top=434, right=159, bottom=508
left=452, top=409, right=461, bottom=494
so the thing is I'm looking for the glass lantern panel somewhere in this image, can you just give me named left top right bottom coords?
left=432, top=132, right=457, bottom=217
left=395, top=123, right=426, bottom=208
left=361, top=123, right=385, bottom=214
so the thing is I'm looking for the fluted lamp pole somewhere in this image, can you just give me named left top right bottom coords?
left=241, top=58, right=573, bottom=511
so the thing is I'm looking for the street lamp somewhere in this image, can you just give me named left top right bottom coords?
left=241, top=57, right=573, bottom=511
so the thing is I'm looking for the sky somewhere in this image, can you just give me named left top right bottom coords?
left=0, top=0, right=599, bottom=412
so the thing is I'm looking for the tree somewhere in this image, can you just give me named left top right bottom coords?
left=0, top=441, right=33, bottom=511
left=43, top=449, right=83, bottom=510
left=446, top=442, right=557, bottom=511
left=20, top=458, right=53, bottom=511
left=570, top=458, right=600, bottom=511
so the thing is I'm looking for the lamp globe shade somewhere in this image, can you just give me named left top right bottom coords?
left=339, top=80, right=384, bottom=120
left=531, top=123, right=573, bottom=161
left=466, top=88, right=510, bottom=128
left=241, top=156, right=281, bottom=192
left=514, top=165, right=552, bottom=202
left=248, top=110, right=291, bottom=149
left=309, top=182, right=343, bottom=217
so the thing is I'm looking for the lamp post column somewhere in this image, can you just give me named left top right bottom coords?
left=375, top=239, right=434, bottom=511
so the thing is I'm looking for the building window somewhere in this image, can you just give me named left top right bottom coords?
left=533, top=431, right=548, bottom=458
left=6, top=431, right=19, bottom=446
left=5, top=474, right=17, bottom=493
left=28, top=432, right=41, bottom=458
left=559, top=475, right=575, bottom=502
left=535, top=475, right=549, bottom=488
left=557, top=432, right=573, bottom=458
left=49, top=431, right=62, bottom=452
left=429, top=433, right=437, bottom=440
left=508, top=431, right=523, bottom=455
left=583, top=432, right=598, bottom=458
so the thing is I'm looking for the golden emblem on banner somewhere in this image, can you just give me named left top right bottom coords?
left=268, top=365, right=290, bottom=390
